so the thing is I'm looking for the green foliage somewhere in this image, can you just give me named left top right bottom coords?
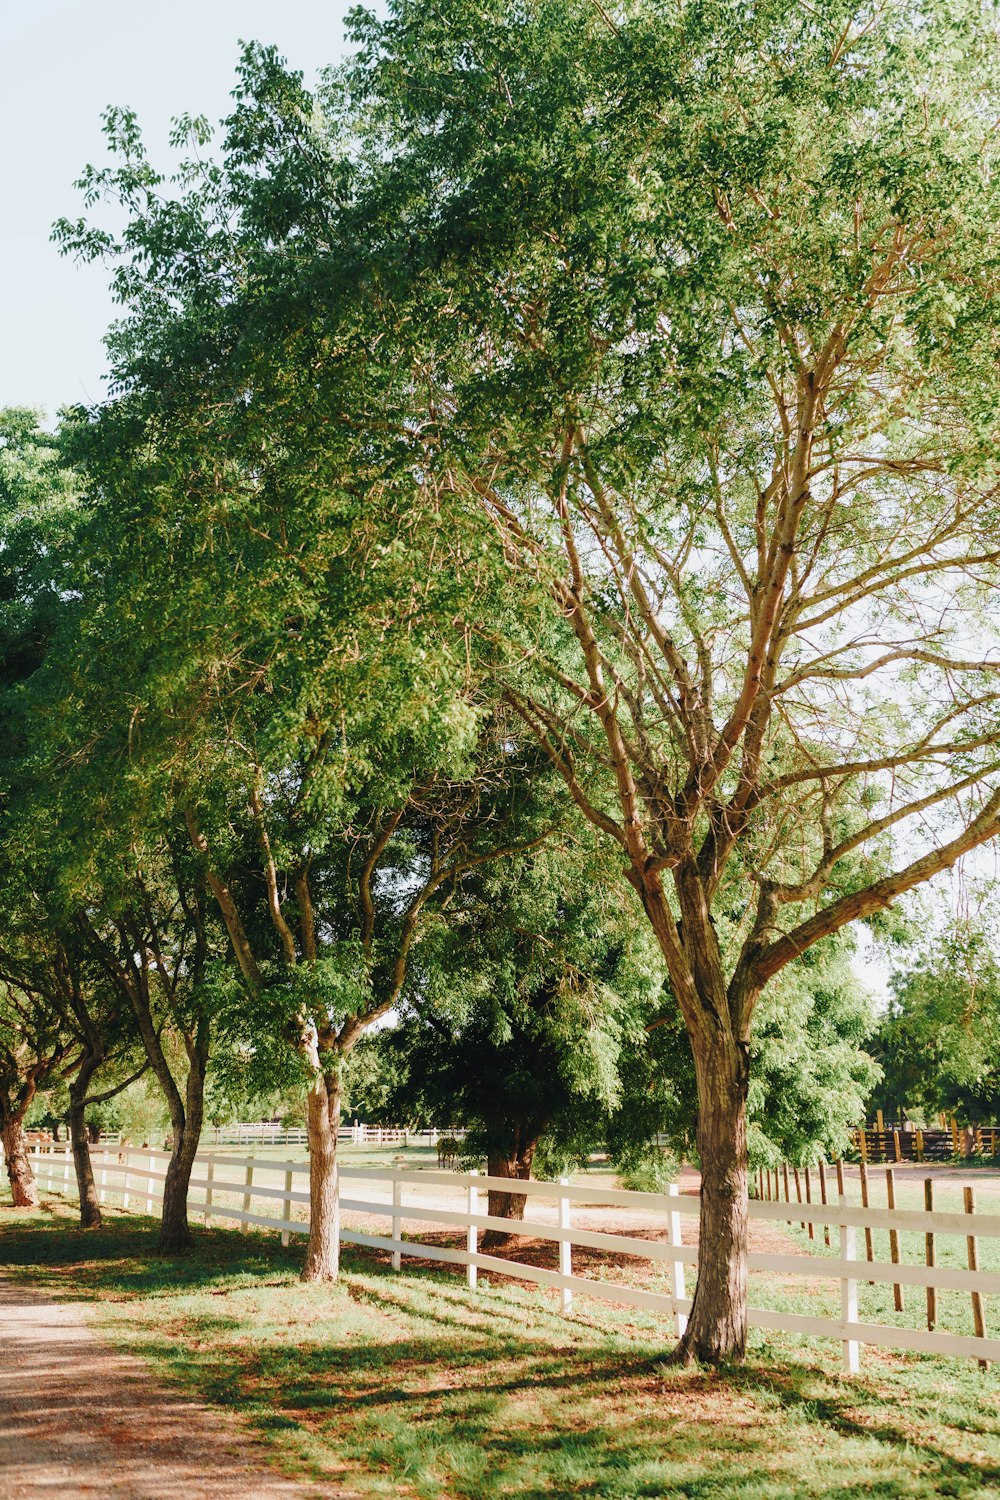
left=873, top=912, right=1000, bottom=1123
left=750, top=939, right=880, bottom=1165
left=347, top=840, right=665, bottom=1170
left=613, top=1142, right=678, bottom=1194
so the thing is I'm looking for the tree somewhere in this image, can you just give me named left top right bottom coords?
left=349, top=841, right=663, bottom=1239
left=318, top=0, right=1000, bottom=1362
left=356, top=902, right=879, bottom=1220
left=52, top=61, right=555, bottom=1280
left=54, top=7, right=1000, bottom=1359
left=73, top=842, right=220, bottom=1249
left=185, top=717, right=556, bottom=1279
left=873, top=912, right=1000, bottom=1125
left=0, top=983, right=72, bottom=1206
left=0, top=406, right=231, bottom=1248
left=0, top=909, right=145, bottom=1227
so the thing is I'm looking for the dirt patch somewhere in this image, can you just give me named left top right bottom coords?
left=342, top=1195, right=803, bottom=1310
left=0, top=1275, right=334, bottom=1500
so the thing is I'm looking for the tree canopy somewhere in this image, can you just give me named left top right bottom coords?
left=8, top=0, right=995, bottom=1365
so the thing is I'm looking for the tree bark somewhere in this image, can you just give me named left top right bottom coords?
left=483, top=1136, right=537, bottom=1249
left=1, top=1116, right=39, bottom=1209
left=159, top=1040, right=207, bottom=1252
left=68, top=1062, right=102, bottom=1229
left=672, top=1029, right=750, bottom=1366
left=302, top=1068, right=341, bottom=1282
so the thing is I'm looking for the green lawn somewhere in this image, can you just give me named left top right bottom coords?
left=3, top=1202, right=1000, bottom=1499
left=768, top=1175, right=1000, bottom=1348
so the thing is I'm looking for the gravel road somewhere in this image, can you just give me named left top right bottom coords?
left=0, top=1276, right=332, bottom=1500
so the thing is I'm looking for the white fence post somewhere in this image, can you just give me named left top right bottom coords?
left=668, top=1183, right=687, bottom=1338
left=99, top=1149, right=107, bottom=1206
left=467, top=1170, right=479, bottom=1290
left=281, top=1167, right=293, bottom=1247
left=122, top=1150, right=130, bottom=1212
left=145, top=1153, right=155, bottom=1213
left=203, top=1158, right=215, bottom=1225
left=838, top=1160, right=860, bottom=1374
left=391, top=1178, right=402, bottom=1272
left=559, top=1178, right=573, bottom=1313
left=63, top=1144, right=71, bottom=1192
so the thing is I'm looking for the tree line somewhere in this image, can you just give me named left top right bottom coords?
left=3, top=0, right=1000, bottom=1365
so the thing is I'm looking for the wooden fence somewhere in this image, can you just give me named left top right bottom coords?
left=200, top=1123, right=463, bottom=1148
left=28, top=1140, right=1000, bottom=1373
left=852, top=1122, right=1000, bottom=1162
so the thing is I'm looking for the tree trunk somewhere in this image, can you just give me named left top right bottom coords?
left=68, top=1067, right=102, bottom=1229
left=673, top=1030, right=750, bottom=1366
left=159, top=1124, right=198, bottom=1250
left=159, top=1051, right=207, bottom=1253
left=483, top=1137, right=537, bottom=1249
left=1, top=1117, right=39, bottom=1209
left=302, top=1069, right=341, bottom=1282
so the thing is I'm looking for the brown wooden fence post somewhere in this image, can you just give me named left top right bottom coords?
left=794, top=1166, right=804, bottom=1229
left=963, top=1184, right=989, bottom=1370
left=925, top=1178, right=937, bottom=1331
left=804, top=1165, right=814, bottom=1240
left=783, top=1161, right=791, bottom=1205
left=885, top=1167, right=903, bottom=1313
left=858, top=1158, right=875, bottom=1281
left=818, top=1159, right=831, bottom=1248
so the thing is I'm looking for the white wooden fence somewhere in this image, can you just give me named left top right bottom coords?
left=27, top=1141, right=1000, bottom=1372
left=200, top=1123, right=463, bottom=1148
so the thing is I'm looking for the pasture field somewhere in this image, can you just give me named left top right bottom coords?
left=2, top=1198, right=1000, bottom=1499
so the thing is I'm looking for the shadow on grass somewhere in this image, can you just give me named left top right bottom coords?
left=4, top=1202, right=1000, bottom=1499
left=0, top=1201, right=303, bottom=1299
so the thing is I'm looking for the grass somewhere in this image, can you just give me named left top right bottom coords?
left=766, top=1174, right=1000, bottom=1346
left=4, top=1200, right=1000, bottom=1498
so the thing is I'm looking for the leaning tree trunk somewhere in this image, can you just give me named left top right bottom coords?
left=673, top=1029, right=751, bottom=1366
left=482, top=1135, right=538, bottom=1249
left=1, top=1116, right=39, bottom=1209
left=68, top=1066, right=102, bottom=1229
left=302, top=1068, right=342, bottom=1282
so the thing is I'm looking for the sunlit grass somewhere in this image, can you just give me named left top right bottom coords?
left=3, top=1201, right=1000, bottom=1498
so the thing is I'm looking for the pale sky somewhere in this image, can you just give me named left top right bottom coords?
left=0, top=0, right=355, bottom=420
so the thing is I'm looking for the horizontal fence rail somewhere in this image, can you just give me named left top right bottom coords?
left=26, top=1142, right=1000, bottom=1373
left=199, top=1123, right=465, bottom=1148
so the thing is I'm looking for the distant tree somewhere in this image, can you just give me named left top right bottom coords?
left=873, top=925, right=1000, bottom=1125
left=350, top=856, right=878, bottom=1227
left=0, top=984, right=72, bottom=1206
left=349, top=843, right=663, bottom=1240
left=0, top=909, right=145, bottom=1227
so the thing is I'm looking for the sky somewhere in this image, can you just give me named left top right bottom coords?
left=0, top=0, right=356, bottom=419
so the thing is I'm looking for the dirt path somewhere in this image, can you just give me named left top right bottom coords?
left=0, top=1276, right=330, bottom=1500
